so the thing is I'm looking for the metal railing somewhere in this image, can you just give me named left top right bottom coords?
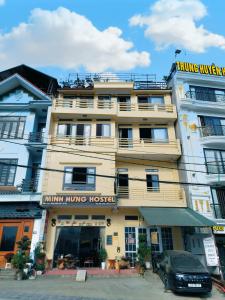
left=185, top=91, right=225, bottom=103
left=199, top=125, right=225, bottom=137
left=117, top=186, right=184, bottom=201
left=28, top=132, right=45, bottom=143
left=19, top=178, right=39, bottom=192
left=60, top=73, right=168, bottom=90
left=54, top=99, right=175, bottom=113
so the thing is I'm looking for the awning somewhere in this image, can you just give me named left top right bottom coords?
left=0, top=202, right=43, bottom=219
left=139, top=207, right=216, bottom=227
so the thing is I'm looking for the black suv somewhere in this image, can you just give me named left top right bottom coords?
left=156, top=250, right=212, bottom=294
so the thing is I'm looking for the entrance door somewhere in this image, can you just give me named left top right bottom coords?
left=53, top=226, right=102, bottom=267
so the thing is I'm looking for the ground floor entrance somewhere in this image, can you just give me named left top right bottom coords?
left=53, top=226, right=104, bottom=268
left=0, top=219, right=34, bottom=268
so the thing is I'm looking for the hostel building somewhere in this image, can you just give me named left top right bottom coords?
left=42, top=73, right=214, bottom=268
left=168, top=61, right=225, bottom=275
left=0, top=65, right=58, bottom=267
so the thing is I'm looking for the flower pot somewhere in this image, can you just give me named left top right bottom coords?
left=101, top=262, right=106, bottom=270
left=36, top=270, right=43, bottom=276
left=145, top=261, right=151, bottom=269
left=15, top=271, right=23, bottom=280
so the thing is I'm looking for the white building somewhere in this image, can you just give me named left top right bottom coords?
left=0, top=65, right=58, bottom=267
left=168, top=61, right=225, bottom=276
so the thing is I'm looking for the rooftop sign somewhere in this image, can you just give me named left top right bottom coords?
left=176, top=61, right=225, bottom=77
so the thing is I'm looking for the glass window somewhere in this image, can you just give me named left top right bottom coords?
left=96, top=124, right=111, bottom=137
left=138, top=96, right=164, bottom=104
left=152, top=128, right=168, bottom=141
left=125, top=216, right=139, bottom=220
left=0, top=226, right=18, bottom=251
left=146, top=174, right=159, bottom=191
left=0, top=159, right=17, bottom=186
left=161, top=227, right=173, bottom=251
left=64, top=167, right=96, bottom=191
left=0, top=117, right=25, bottom=139
left=74, top=215, right=89, bottom=220
left=57, top=215, right=72, bottom=220
left=91, top=215, right=105, bottom=220
left=204, top=149, right=225, bottom=174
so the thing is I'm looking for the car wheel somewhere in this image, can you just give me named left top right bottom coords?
left=163, top=273, right=170, bottom=290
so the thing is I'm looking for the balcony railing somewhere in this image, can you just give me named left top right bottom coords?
left=185, top=91, right=225, bottom=103
left=211, top=204, right=225, bottom=219
left=199, top=125, right=225, bottom=137
left=28, top=132, right=45, bottom=143
left=54, top=99, right=175, bottom=114
left=18, top=178, right=39, bottom=193
left=51, top=136, right=179, bottom=152
left=117, top=186, right=184, bottom=202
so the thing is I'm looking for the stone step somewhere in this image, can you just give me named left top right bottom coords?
left=0, top=269, right=15, bottom=280
left=76, top=270, right=87, bottom=282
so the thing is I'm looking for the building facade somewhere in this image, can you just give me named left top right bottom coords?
left=168, top=61, right=225, bottom=275
left=0, top=65, right=58, bottom=267
left=42, top=74, right=213, bottom=268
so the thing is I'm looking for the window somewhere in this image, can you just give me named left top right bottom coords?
left=139, top=128, right=168, bottom=142
left=0, top=226, right=18, bottom=251
left=125, top=216, right=139, bottom=221
left=138, top=96, right=164, bottom=104
left=199, top=116, right=225, bottom=136
left=64, top=167, right=96, bottom=191
left=106, top=235, right=113, bottom=245
left=57, top=124, right=91, bottom=137
left=74, top=215, right=89, bottom=220
left=161, top=227, right=173, bottom=250
left=0, top=159, right=17, bottom=186
left=0, top=117, right=25, bottom=139
left=57, top=215, right=72, bottom=220
left=204, top=149, right=225, bottom=174
left=96, top=124, right=111, bottom=137
left=91, top=215, right=105, bottom=220
left=98, top=96, right=112, bottom=108
left=146, top=174, right=159, bottom=191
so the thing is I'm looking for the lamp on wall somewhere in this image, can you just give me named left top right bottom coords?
left=106, top=218, right=111, bottom=227
left=51, top=218, right=56, bottom=227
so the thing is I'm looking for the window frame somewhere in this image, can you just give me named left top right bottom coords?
left=0, top=159, right=17, bottom=186
left=204, top=148, right=225, bottom=174
left=0, top=116, right=26, bottom=139
left=96, top=123, right=111, bottom=137
left=63, top=166, right=96, bottom=191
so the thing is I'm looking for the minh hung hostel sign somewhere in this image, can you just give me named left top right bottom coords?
left=42, top=195, right=116, bottom=207
left=176, top=61, right=225, bottom=76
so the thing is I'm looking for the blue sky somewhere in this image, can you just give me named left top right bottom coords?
left=0, top=0, right=225, bottom=81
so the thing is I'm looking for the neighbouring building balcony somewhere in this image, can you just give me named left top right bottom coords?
left=28, top=132, right=45, bottom=144
left=199, top=125, right=225, bottom=146
left=52, top=98, right=176, bottom=121
left=117, top=186, right=186, bottom=207
left=180, top=91, right=225, bottom=112
left=50, top=136, right=181, bottom=158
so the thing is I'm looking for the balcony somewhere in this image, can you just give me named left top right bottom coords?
left=199, top=125, right=225, bottom=146
left=27, top=132, right=46, bottom=148
left=117, top=186, right=186, bottom=207
left=117, top=138, right=181, bottom=160
left=52, top=99, right=176, bottom=121
left=181, top=91, right=225, bottom=113
left=50, top=136, right=181, bottom=159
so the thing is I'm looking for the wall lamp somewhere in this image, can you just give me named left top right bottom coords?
left=106, top=218, right=111, bottom=227
left=51, top=218, right=56, bottom=227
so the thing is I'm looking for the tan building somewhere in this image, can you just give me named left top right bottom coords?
left=42, top=74, right=213, bottom=268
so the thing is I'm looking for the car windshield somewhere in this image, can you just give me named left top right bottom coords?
left=171, top=255, right=203, bottom=269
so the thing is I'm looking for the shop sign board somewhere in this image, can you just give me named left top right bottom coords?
left=42, top=195, right=116, bottom=207
left=203, top=237, right=219, bottom=267
left=176, top=61, right=225, bottom=77
left=213, top=225, right=225, bottom=234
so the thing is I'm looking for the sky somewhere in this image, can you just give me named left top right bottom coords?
left=0, top=0, right=225, bottom=81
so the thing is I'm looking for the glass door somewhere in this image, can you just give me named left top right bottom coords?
left=119, top=127, right=133, bottom=148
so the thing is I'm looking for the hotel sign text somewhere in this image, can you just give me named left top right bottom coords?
left=176, top=61, right=225, bottom=77
left=42, top=195, right=116, bottom=207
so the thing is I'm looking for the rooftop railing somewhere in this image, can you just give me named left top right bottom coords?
left=60, top=73, right=168, bottom=90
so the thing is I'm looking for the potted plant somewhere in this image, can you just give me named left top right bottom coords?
left=137, top=233, right=151, bottom=275
left=118, top=256, right=130, bottom=269
left=4, top=253, right=14, bottom=269
left=99, top=248, right=108, bottom=269
left=34, top=242, right=46, bottom=265
left=11, top=236, right=31, bottom=280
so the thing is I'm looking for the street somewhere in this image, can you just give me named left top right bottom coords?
left=0, top=273, right=224, bottom=300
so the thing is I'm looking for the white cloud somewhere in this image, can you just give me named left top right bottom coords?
left=129, top=0, right=225, bottom=53
left=0, top=0, right=5, bottom=5
left=0, top=7, right=150, bottom=71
